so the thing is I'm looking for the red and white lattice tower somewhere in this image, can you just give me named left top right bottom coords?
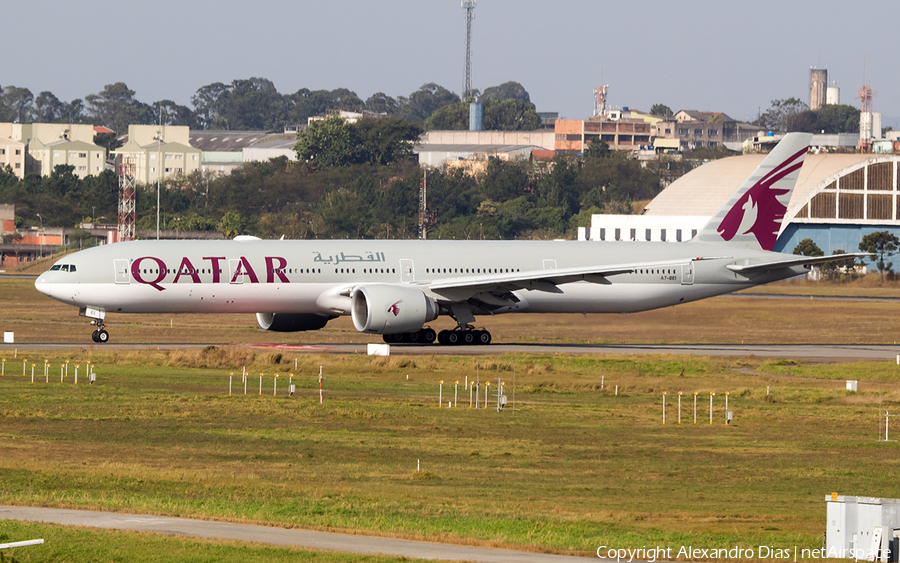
left=593, top=85, right=609, bottom=117
left=857, top=83, right=876, bottom=153
left=117, top=156, right=136, bottom=242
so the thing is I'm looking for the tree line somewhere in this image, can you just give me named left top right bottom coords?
left=0, top=79, right=540, bottom=134
left=0, top=130, right=662, bottom=244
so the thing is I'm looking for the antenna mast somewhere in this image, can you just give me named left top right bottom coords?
left=462, top=0, right=476, bottom=99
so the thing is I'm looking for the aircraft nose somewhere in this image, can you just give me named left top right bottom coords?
left=34, top=271, right=65, bottom=300
left=35, top=271, right=52, bottom=295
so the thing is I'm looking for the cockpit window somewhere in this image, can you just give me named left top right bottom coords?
left=50, top=265, right=61, bottom=271
left=61, top=265, right=69, bottom=272
left=69, top=265, right=76, bottom=272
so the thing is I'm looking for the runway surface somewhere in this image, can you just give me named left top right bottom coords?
left=0, top=506, right=598, bottom=562
left=1, top=342, right=897, bottom=362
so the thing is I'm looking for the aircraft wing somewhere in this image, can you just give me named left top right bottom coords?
left=426, top=258, right=692, bottom=300
left=726, top=253, right=871, bottom=274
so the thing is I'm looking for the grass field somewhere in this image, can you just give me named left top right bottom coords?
left=4, top=274, right=900, bottom=346
left=3, top=274, right=900, bottom=560
left=2, top=347, right=900, bottom=560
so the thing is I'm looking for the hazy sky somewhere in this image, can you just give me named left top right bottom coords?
left=5, top=0, right=899, bottom=124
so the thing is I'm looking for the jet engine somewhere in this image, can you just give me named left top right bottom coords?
left=256, top=312, right=334, bottom=332
left=350, top=285, right=438, bottom=335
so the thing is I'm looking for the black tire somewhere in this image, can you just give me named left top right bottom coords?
left=408, top=331, right=420, bottom=343
left=438, top=330, right=449, bottom=345
left=446, top=331, right=460, bottom=345
left=383, top=334, right=392, bottom=344
left=477, top=330, right=492, bottom=345
left=91, top=330, right=100, bottom=343
left=97, top=330, right=110, bottom=343
left=422, top=328, right=437, bottom=343
left=463, top=331, right=475, bottom=344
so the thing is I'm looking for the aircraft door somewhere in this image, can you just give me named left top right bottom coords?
left=400, top=259, right=414, bottom=283
left=114, top=259, right=129, bottom=284
left=229, top=259, right=243, bottom=284
left=681, top=261, right=694, bottom=285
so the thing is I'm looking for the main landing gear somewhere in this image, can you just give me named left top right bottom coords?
left=437, top=327, right=492, bottom=346
left=90, top=319, right=110, bottom=343
left=382, top=327, right=437, bottom=345
left=381, top=326, right=493, bottom=346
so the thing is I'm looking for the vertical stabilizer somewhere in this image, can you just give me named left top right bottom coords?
left=691, top=132, right=812, bottom=250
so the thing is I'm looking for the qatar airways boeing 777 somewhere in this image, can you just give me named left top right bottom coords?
left=35, top=133, right=865, bottom=345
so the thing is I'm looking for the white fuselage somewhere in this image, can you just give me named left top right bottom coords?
left=35, top=239, right=804, bottom=319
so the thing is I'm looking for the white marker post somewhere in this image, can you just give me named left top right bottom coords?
left=319, top=366, right=323, bottom=404
left=662, top=392, right=666, bottom=424
left=229, top=373, right=233, bottom=396
left=678, top=391, right=682, bottom=424
left=496, top=378, right=502, bottom=412
left=455, top=381, right=459, bottom=407
left=469, top=382, right=473, bottom=408
left=484, top=382, right=489, bottom=409
left=1, top=358, right=4, bottom=375
left=259, top=373, right=263, bottom=396
left=289, top=374, right=294, bottom=396
left=439, top=380, right=443, bottom=407
left=274, top=373, right=278, bottom=396
left=709, top=392, right=715, bottom=424
left=725, top=392, right=729, bottom=422
left=475, top=382, right=479, bottom=409
left=31, top=363, right=34, bottom=383
left=694, top=392, right=698, bottom=424
left=23, top=359, right=27, bottom=376
left=243, top=373, right=247, bottom=395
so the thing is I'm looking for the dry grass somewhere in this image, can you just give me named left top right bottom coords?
left=4, top=276, right=900, bottom=345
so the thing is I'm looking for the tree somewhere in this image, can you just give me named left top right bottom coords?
left=353, top=118, right=422, bottom=166
left=191, top=82, right=228, bottom=130
left=85, top=82, right=148, bottom=134
left=650, top=104, right=673, bottom=118
left=152, top=100, right=193, bottom=126
left=365, top=92, right=399, bottom=115
left=756, top=98, right=809, bottom=132
left=397, top=83, right=459, bottom=123
left=424, top=102, right=469, bottom=130
left=294, top=116, right=360, bottom=168
left=0, top=86, right=34, bottom=123
left=217, top=212, right=246, bottom=238
left=859, top=231, right=899, bottom=283
left=482, top=98, right=541, bottom=131
left=793, top=238, right=823, bottom=257
left=33, top=91, right=65, bottom=122
left=480, top=81, right=530, bottom=103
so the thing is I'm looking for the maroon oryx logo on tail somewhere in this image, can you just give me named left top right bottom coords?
left=387, top=300, right=403, bottom=316
left=716, top=146, right=808, bottom=251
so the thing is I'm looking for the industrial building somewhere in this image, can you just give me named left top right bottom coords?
left=581, top=150, right=900, bottom=257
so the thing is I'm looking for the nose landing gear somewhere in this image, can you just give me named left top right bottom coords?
left=90, top=320, right=110, bottom=343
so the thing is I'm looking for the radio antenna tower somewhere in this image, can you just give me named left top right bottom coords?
left=462, top=0, right=476, bottom=99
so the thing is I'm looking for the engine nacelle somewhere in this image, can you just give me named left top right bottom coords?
left=256, top=312, right=333, bottom=332
left=351, top=284, right=438, bottom=335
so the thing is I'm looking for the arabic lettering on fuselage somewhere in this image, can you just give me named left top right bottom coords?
left=312, top=251, right=385, bottom=265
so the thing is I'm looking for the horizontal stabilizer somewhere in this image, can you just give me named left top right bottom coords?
left=726, top=253, right=871, bottom=274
